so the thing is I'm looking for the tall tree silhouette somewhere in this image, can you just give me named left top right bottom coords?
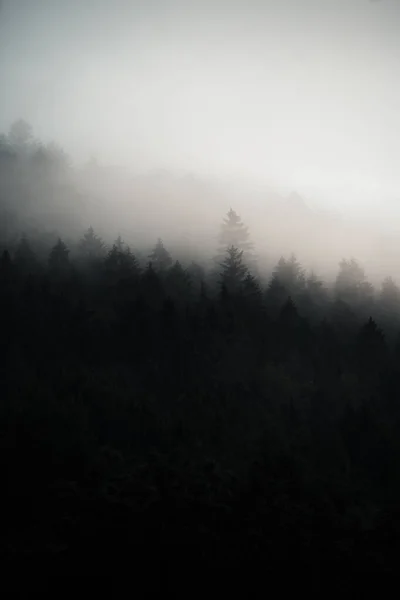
left=104, top=238, right=140, bottom=283
left=14, top=235, right=38, bottom=274
left=335, top=258, right=372, bottom=306
left=273, top=254, right=305, bottom=295
left=216, top=208, right=255, bottom=270
left=165, top=260, right=192, bottom=304
left=8, top=119, right=33, bottom=150
left=380, top=276, right=400, bottom=317
left=48, top=238, right=70, bottom=274
left=79, top=226, right=106, bottom=262
left=220, top=245, right=248, bottom=294
left=148, top=238, right=172, bottom=273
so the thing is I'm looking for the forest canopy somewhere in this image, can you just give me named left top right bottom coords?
left=1, top=120, right=400, bottom=587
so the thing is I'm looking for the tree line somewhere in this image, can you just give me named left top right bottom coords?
left=2, top=121, right=400, bottom=588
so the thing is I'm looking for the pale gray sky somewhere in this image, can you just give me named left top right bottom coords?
left=0, top=0, right=399, bottom=223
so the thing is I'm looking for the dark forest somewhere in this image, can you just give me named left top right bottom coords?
left=1, top=121, right=400, bottom=589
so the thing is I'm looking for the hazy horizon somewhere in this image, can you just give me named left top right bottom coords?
left=1, top=0, right=399, bottom=226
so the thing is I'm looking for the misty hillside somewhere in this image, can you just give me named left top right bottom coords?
left=3, top=120, right=400, bottom=590
left=1, top=119, right=393, bottom=285
left=2, top=0, right=400, bottom=591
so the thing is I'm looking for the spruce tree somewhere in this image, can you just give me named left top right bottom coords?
left=216, top=208, right=255, bottom=270
left=79, top=226, right=106, bottom=261
left=265, top=273, right=288, bottom=316
left=141, top=262, right=164, bottom=309
left=273, top=254, right=305, bottom=295
left=165, top=260, right=192, bottom=303
left=380, top=276, right=400, bottom=315
left=356, top=317, right=387, bottom=375
left=0, top=249, right=12, bottom=276
left=242, top=272, right=263, bottom=305
left=220, top=245, right=248, bottom=294
left=48, top=238, right=70, bottom=273
left=335, top=258, right=367, bottom=304
left=104, top=238, right=140, bottom=282
left=14, top=235, right=38, bottom=274
left=148, top=238, right=172, bottom=272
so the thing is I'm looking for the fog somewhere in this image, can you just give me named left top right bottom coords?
left=1, top=0, right=400, bottom=282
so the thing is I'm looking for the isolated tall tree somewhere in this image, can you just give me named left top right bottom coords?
left=216, top=208, right=255, bottom=269
left=148, top=238, right=172, bottom=272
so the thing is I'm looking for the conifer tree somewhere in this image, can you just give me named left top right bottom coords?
left=0, top=249, right=12, bottom=275
left=220, top=245, right=248, bottom=293
left=14, top=235, right=38, bottom=273
left=104, top=237, right=140, bottom=282
left=187, top=261, right=206, bottom=292
left=273, top=254, right=305, bottom=294
left=242, top=271, right=263, bottom=305
left=148, top=238, right=172, bottom=272
left=265, top=272, right=288, bottom=316
left=380, top=276, right=400, bottom=315
left=335, top=259, right=370, bottom=304
left=48, top=238, right=70, bottom=273
left=216, top=208, right=255, bottom=270
left=141, top=262, right=164, bottom=308
left=279, top=296, right=299, bottom=328
left=79, top=226, right=106, bottom=261
left=165, top=260, right=192, bottom=303
left=356, top=317, right=387, bottom=375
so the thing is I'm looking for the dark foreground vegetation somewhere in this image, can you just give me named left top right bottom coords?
left=1, top=122, right=400, bottom=588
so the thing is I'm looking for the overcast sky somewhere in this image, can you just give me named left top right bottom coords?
left=0, top=0, right=399, bottom=223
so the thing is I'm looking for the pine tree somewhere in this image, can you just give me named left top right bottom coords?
left=165, top=260, right=192, bottom=303
left=299, top=271, right=328, bottom=320
left=187, top=261, right=206, bottom=292
left=114, top=235, right=125, bottom=252
left=14, top=235, right=38, bottom=273
left=0, top=249, right=12, bottom=273
left=242, top=272, right=263, bottom=305
left=335, top=258, right=367, bottom=303
left=140, top=262, right=164, bottom=309
left=356, top=317, right=387, bottom=375
left=273, top=254, right=305, bottom=295
left=148, top=238, right=172, bottom=272
left=279, top=296, right=299, bottom=327
left=216, top=208, right=255, bottom=270
left=48, top=238, right=70, bottom=273
left=220, top=245, right=248, bottom=293
left=0, top=249, right=14, bottom=287
left=79, top=226, right=106, bottom=261
left=380, top=276, right=400, bottom=316
left=306, top=271, right=326, bottom=299
left=265, top=273, right=288, bottom=316
left=104, top=238, right=140, bottom=282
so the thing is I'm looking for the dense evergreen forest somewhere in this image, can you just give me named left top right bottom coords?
left=2, top=121, right=400, bottom=588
